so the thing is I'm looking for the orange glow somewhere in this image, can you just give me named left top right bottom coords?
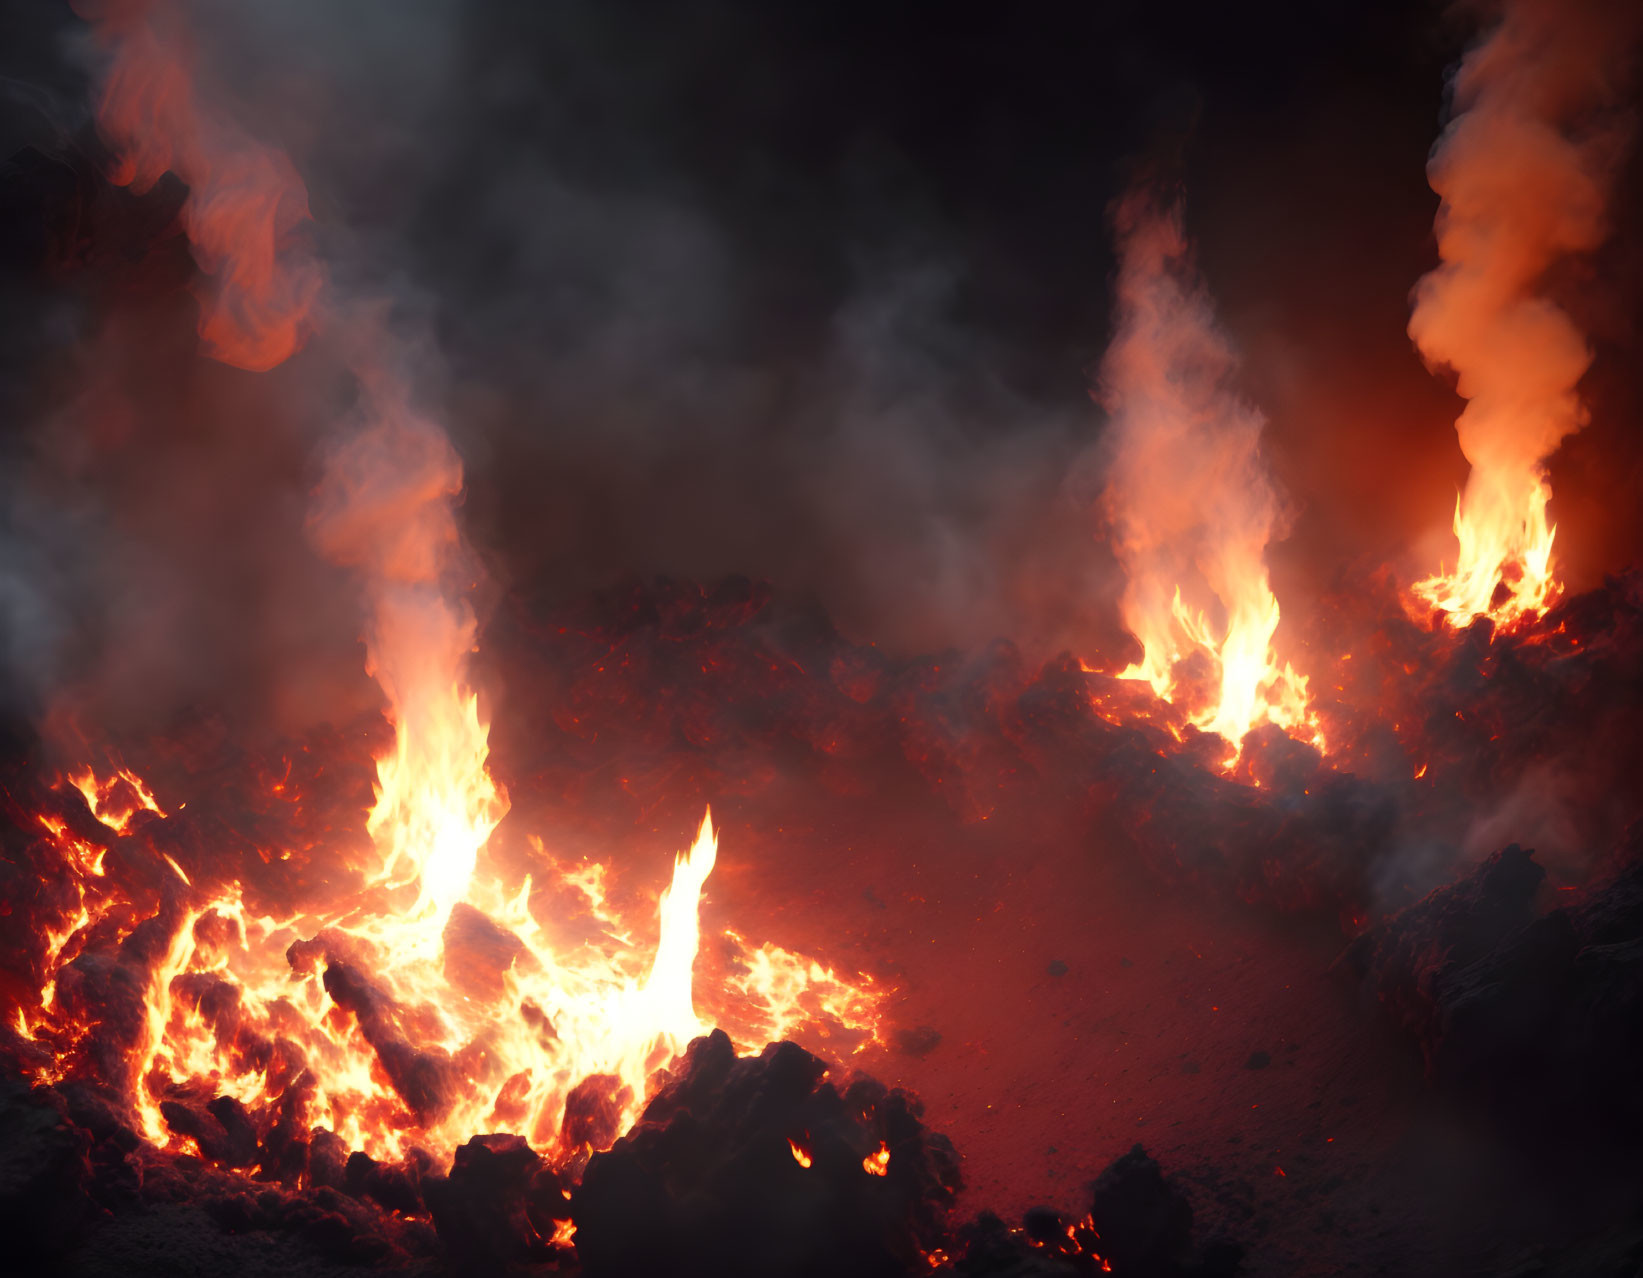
left=863, top=1141, right=890, bottom=1176
left=789, top=1137, right=813, bottom=1168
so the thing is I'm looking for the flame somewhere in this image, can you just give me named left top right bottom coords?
left=863, top=1141, right=890, bottom=1176
left=1098, top=191, right=1318, bottom=759
left=789, top=1137, right=813, bottom=1168
left=1415, top=491, right=1559, bottom=629
left=716, top=929, right=886, bottom=1051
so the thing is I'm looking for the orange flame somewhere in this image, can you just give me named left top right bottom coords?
left=863, top=1141, right=890, bottom=1176
left=789, top=1137, right=813, bottom=1168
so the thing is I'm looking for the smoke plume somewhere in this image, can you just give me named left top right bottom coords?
left=1097, top=187, right=1312, bottom=754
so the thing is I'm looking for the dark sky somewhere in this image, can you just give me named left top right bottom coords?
left=0, top=0, right=1638, bottom=730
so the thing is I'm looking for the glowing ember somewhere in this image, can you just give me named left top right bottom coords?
left=863, top=1140, right=891, bottom=1176
left=67, top=765, right=166, bottom=833
left=789, top=1137, right=814, bottom=1168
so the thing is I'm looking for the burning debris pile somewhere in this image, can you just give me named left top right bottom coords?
left=955, top=1145, right=1241, bottom=1278
left=571, top=1029, right=959, bottom=1278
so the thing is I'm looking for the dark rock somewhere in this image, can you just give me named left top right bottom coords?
left=1340, top=832, right=1643, bottom=1152
left=561, top=1072, right=632, bottom=1154
left=343, top=1150, right=421, bottom=1215
left=158, top=1095, right=258, bottom=1168
left=572, top=1029, right=961, bottom=1278
left=425, top=1132, right=566, bottom=1267
left=307, top=1127, right=349, bottom=1190
left=1089, top=1144, right=1193, bottom=1274
left=441, top=901, right=527, bottom=1000
left=322, top=960, right=455, bottom=1124
left=954, top=1145, right=1239, bottom=1277
left=0, top=1076, right=94, bottom=1268
left=893, top=1025, right=944, bottom=1059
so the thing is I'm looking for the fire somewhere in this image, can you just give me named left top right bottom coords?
left=716, top=930, right=887, bottom=1051
left=1408, top=0, right=1635, bottom=629
left=1098, top=191, right=1318, bottom=759
left=789, top=1137, right=813, bottom=1168
left=863, top=1141, right=891, bottom=1176
left=1414, top=490, right=1558, bottom=629
left=22, top=758, right=883, bottom=1172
